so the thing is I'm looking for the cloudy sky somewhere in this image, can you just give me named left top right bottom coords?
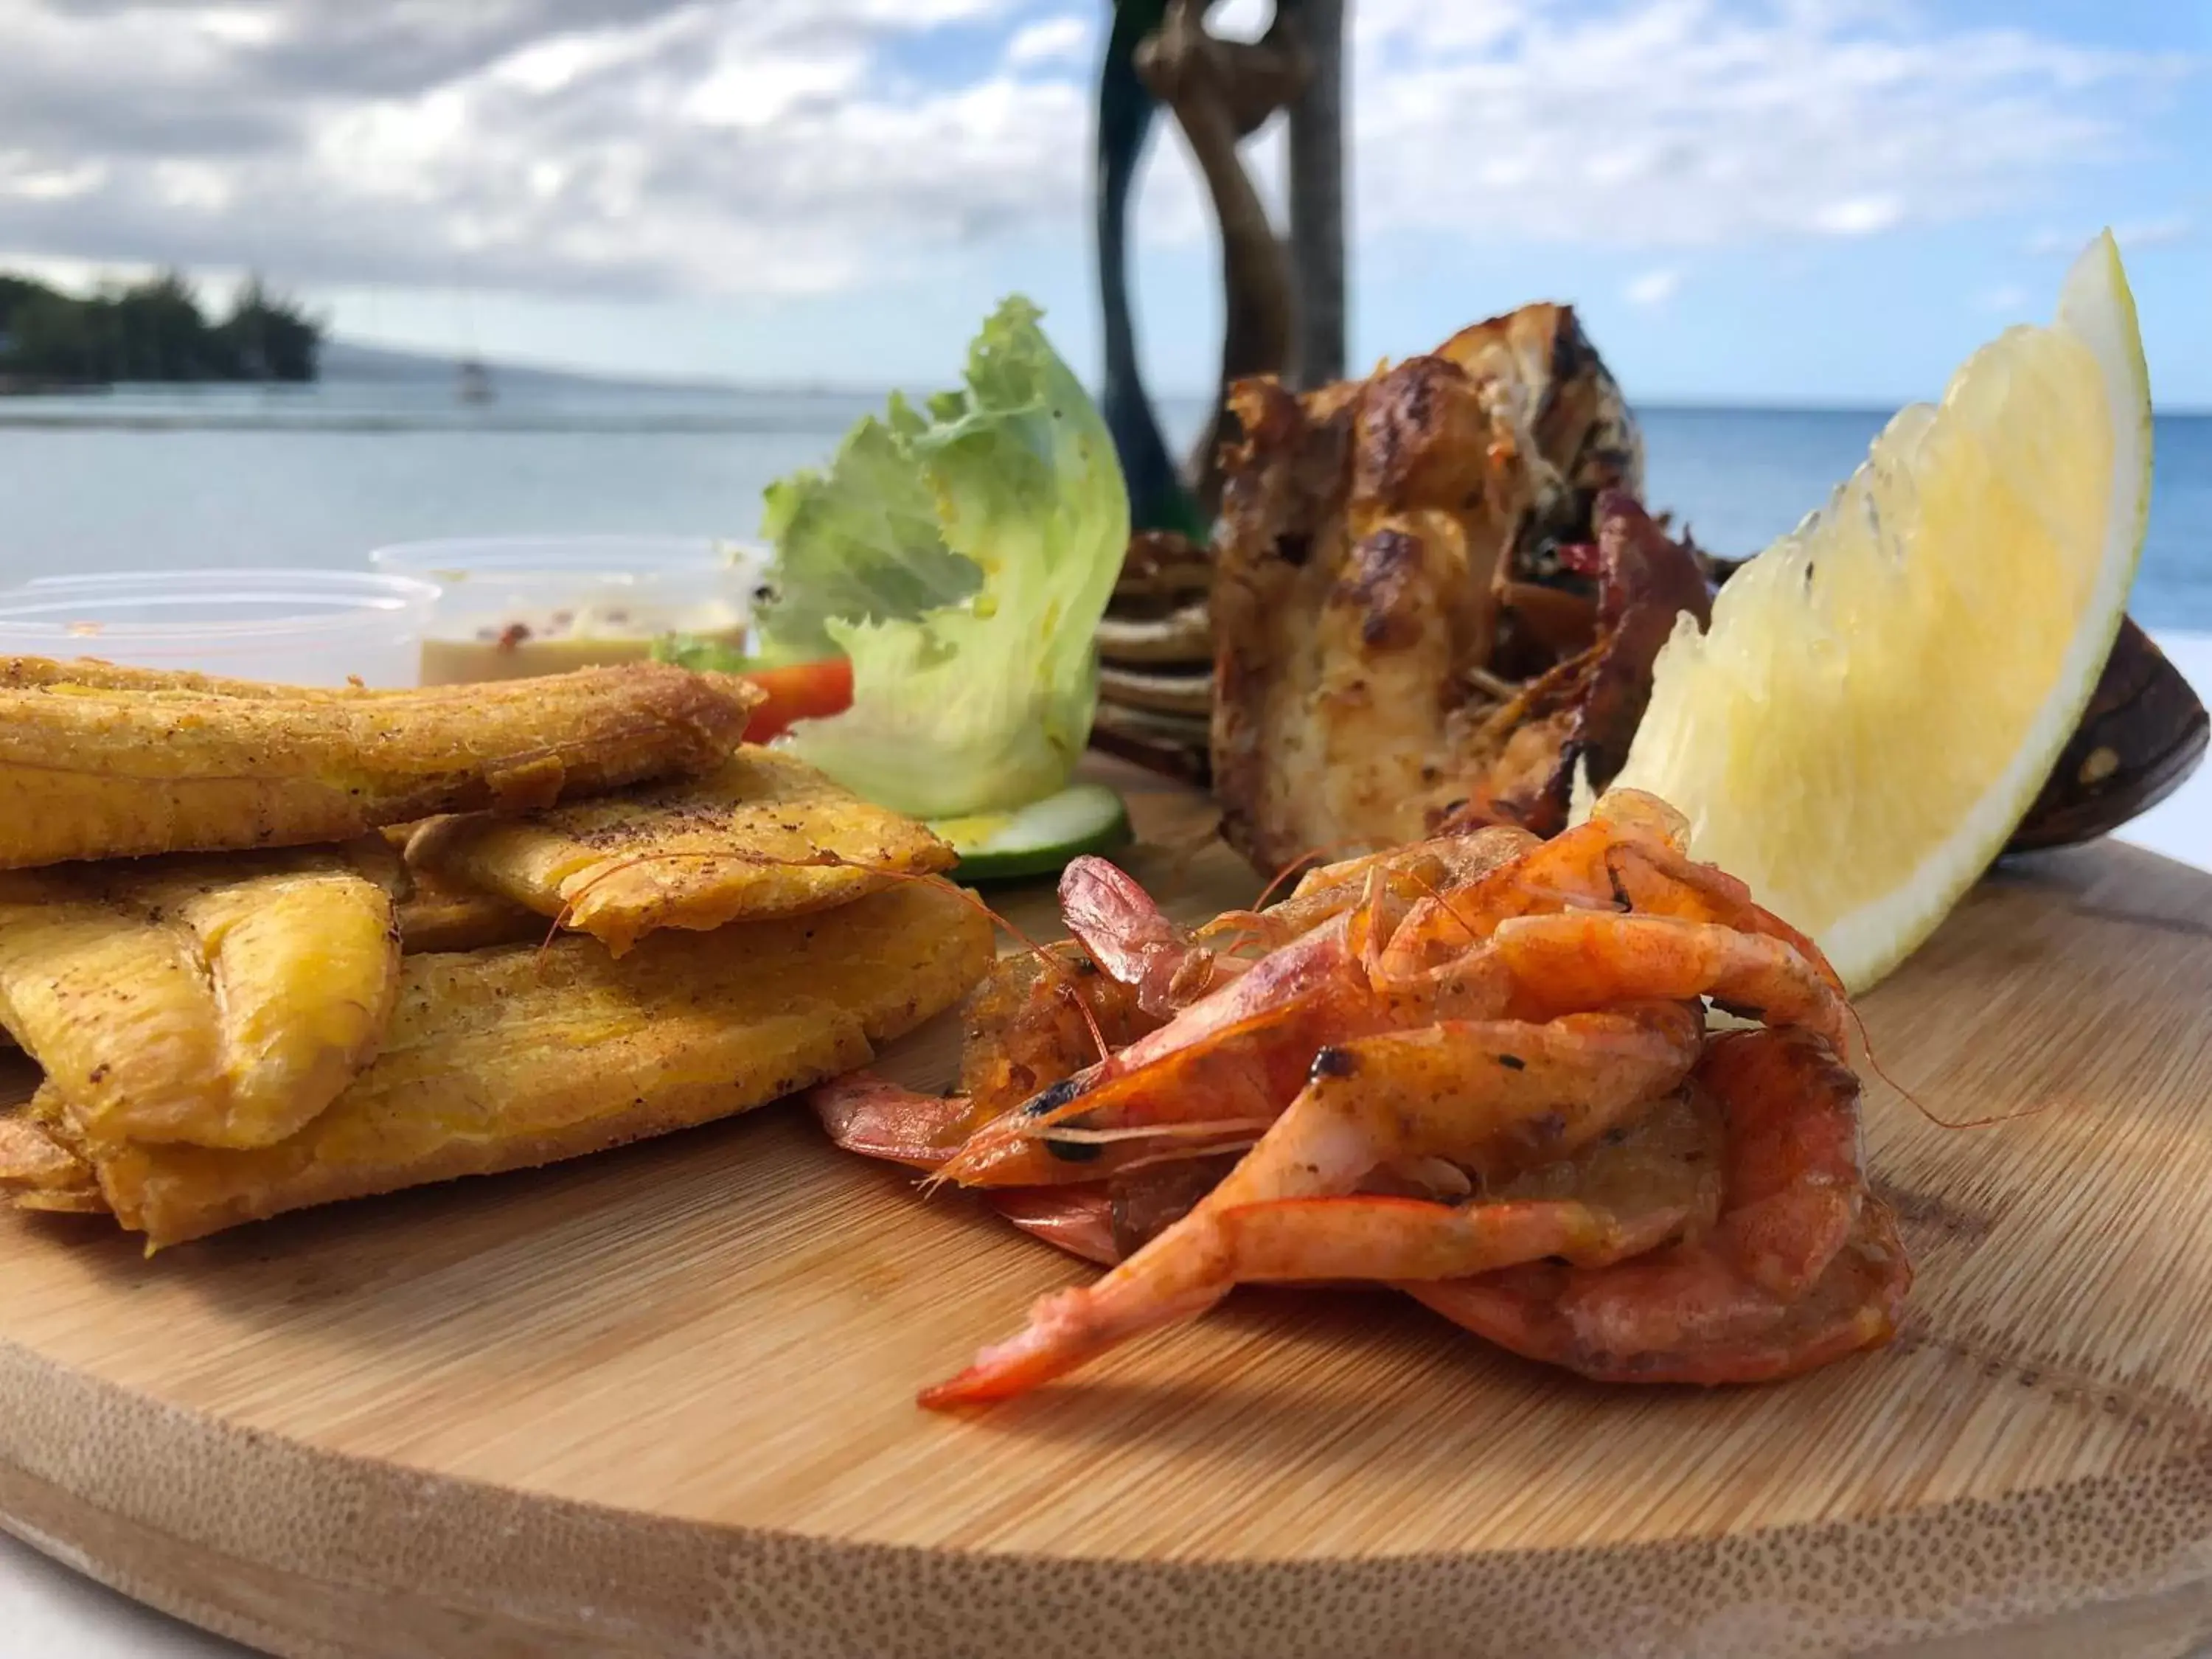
left=0, top=0, right=2205, bottom=404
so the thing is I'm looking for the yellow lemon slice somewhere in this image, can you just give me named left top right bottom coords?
left=1605, top=232, right=2152, bottom=992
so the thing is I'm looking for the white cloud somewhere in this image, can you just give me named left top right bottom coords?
left=150, top=159, right=234, bottom=212
left=491, top=27, right=668, bottom=97
left=0, top=1, right=1079, bottom=300
left=0, top=156, right=106, bottom=203
left=1006, top=15, right=1090, bottom=67
left=0, top=0, right=2189, bottom=308
left=684, top=46, right=868, bottom=131
left=1625, top=268, right=1682, bottom=307
left=192, top=7, right=283, bottom=49
left=1348, top=0, right=2188, bottom=247
left=1810, top=195, right=1905, bottom=237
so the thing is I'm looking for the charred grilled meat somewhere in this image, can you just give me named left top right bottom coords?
left=1211, top=302, right=1676, bottom=871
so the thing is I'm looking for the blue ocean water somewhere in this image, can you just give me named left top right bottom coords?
left=1638, top=407, right=2212, bottom=631
left=0, top=382, right=2204, bottom=629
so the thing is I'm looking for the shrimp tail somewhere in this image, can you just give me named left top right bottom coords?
left=919, top=1279, right=1220, bottom=1408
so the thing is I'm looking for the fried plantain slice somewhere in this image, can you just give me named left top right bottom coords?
left=0, top=848, right=402, bottom=1150
left=405, top=748, right=955, bottom=956
left=0, top=657, right=762, bottom=870
left=0, top=1082, right=105, bottom=1214
left=10, top=879, right=990, bottom=1247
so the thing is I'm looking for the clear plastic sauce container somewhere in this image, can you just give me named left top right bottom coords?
left=0, top=570, right=439, bottom=687
left=369, top=537, right=766, bottom=685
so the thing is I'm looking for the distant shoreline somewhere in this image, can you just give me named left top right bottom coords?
left=305, top=336, right=2212, bottom=417
left=6, top=353, right=2209, bottom=421
left=0, top=375, right=108, bottom=397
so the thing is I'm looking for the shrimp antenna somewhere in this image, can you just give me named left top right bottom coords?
left=1252, top=839, right=1373, bottom=912
left=1846, top=1003, right=2058, bottom=1131
left=1399, top=863, right=1486, bottom=947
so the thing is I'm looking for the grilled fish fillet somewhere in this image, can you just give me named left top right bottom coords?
left=405, top=748, right=956, bottom=956
left=0, top=657, right=762, bottom=870
left=1, top=879, right=992, bottom=1246
left=0, top=846, right=402, bottom=1150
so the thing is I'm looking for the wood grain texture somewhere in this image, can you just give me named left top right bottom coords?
left=3, top=759, right=2212, bottom=1658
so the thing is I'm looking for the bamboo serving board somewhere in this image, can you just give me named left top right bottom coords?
left=4, top=760, right=2212, bottom=1659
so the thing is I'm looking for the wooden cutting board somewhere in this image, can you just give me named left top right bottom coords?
left=4, top=760, right=2212, bottom=1659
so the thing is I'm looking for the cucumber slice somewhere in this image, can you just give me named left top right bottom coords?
left=929, top=783, right=1133, bottom=883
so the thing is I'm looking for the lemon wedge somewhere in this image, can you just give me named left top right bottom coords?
left=1604, top=231, right=2152, bottom=992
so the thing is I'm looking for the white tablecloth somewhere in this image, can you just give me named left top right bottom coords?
left=4, top=636, right=2207, bottom=1659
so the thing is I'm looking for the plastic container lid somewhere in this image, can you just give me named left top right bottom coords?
left=368, top=535, right=767, bottom=686
left=0, top=570, right=439, bottom=688
left=368, top=535, right=759, bottom=580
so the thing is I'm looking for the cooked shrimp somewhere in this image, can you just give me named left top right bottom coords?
left=987, top=1188, right=1119, bottom=1265
left=1405, top=1027, right=1899, bottom=1383
left=957, top=940, right=1160, bottom=1121
left=1409, top=1203, right=1908, bottom=1385
left=811, top=1071, right=1263, bottom=1192
left=933, top=902, right=1389, bottom=1188
left=1061, top=857, right=1246, bottom=1016
left=1284, top=824, right=1542, bottom=902
left=1369, top=807, right=1674, bottom=978
left=956, top=817, right=1744, bottom=1191
left=1490, top=913, right=1848, bottom=1051
left=811, top=1072, right=972, bottom=1169
left=943, top=860, right=1543, bottom=1189
left=1599, top=840, right=1845, bottom=995
left=811, top=931, right=1166, bottom=1171
left=1695, top=1027, right=1864, bottom=1298
left=1213, top=1082, right=1722, bottom=1283
left=808, top=787, right=1907, bottom=1406
left=1200, top=827, right=1535, bottom=961
left=919, top=1003, right=1703, bottom=1406
left=986, top=1154, right=1252, bottom=1268
left=813, top=933, right=1164, bottom=1173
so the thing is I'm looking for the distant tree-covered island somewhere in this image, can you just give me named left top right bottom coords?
left=0, top=269, right=324, bottom=389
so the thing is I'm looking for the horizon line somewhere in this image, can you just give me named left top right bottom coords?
left=320, top=338, right=2212, bottom=419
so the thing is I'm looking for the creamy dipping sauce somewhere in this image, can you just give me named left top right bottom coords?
left=417, top=600, right=751, bottom=685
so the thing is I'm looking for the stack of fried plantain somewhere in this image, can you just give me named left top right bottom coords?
left=0, top=658, right=992, bottom=1248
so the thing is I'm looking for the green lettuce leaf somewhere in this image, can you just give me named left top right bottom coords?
left=650, top=633, right=757, bottom=674
left=768, top=297, right=1130, bottom=819
left=754, top=412, right=981, bottom=663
